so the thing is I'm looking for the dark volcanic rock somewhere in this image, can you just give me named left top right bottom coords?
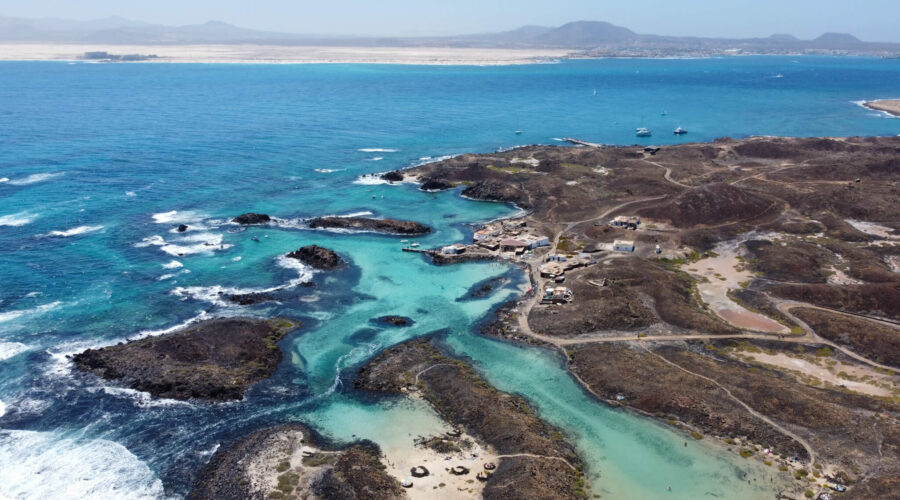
left=638, top=182, right=772, bottom=228
left=380, top=171, right=404, bottom=182
left=73, top=318, right=299, bottom=401
left=177, top=224, right=188, bottom=232
left=457, top=275, right=509, bottom=302
left=308, top=216, right=430, bottom=235
left=232, top=213, right=271, bottom=225
left=370, top=315, right=414, bottom=327
left=286, top=245, right=344, bottom=270
left=461, top=179, right=527, bottom=206
left=190, top=423, right=403, bottom=500
left=420, top=178, right=454, bottom=191
left=226, top=292, right=275, bottom=306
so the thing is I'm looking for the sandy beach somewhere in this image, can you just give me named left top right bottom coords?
left=0, top=43, right=570, bottom=65
left=863, top=99, right=900, bottom=117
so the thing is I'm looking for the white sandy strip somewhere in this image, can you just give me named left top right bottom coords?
left=0, top=43, right=571, bottom=65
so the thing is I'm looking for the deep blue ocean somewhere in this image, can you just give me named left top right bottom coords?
left=0, top=57, right=898, bottom=499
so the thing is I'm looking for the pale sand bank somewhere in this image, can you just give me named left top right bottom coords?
left=863, top=99, right=900, bottom=117
left=381, top=429, right=498, bottom=499
left=0, top=43, right=570, bottom=65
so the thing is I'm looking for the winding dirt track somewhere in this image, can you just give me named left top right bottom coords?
left=504, top=195, right=900, bottom=470
left=638, top=343, right=818, bottom=466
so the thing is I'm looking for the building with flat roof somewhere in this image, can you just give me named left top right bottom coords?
left=613, top=240, right=635, bottom=252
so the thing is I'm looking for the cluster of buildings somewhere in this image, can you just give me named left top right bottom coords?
left=472, top=220, right=550, bottom=255
left=541, top=286, right=574, bottom=305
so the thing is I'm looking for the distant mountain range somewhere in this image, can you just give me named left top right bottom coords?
left=2, top=17, right=898, bottom=56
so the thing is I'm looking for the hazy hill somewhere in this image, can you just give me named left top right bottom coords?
left=0, top=16, right=897, bottom=56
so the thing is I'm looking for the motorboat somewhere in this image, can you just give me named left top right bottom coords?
left=635, top=127, right=652, bottom=137
left=673, top=127, right=688, bottom=135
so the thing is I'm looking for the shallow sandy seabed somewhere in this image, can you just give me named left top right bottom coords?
left=0, top=43, right=571, bottom=65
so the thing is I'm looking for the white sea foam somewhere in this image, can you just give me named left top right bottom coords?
left=170, top=255, right=313, bottom=306
left=0, top=429, right=167, bottom=500
left=358, top=148, right=398, bottom=153
left=0, top=211, right=38, bottom=227
left=137, top=232, right=231, bottom=256
left=336, top=211, right=374, bottom=218
left=41, top=225, right=104, bottom=238
left=0, top=341, right=29, bottom=361
left=0, top=399, right=5, bottom=417
left=151, top=210, right=206, bottom=224
left=0, top=177, right=8, bottom=183
left=158, top=269, right=190, bottom=281
left=7, top=172, right=63, bottom=186
left=125, top=191, right=136, bottom=197
left=368, top=156, right=384, bottom=161
left=0, top=301, right=62, bottom=323
left=232, top=256, right=242, bottom=262
left=162, top=260, right=183, bottom=269
left=352, top=175, right=391, bottom=186
left=94, top=386, right=195, bottom=409
left=135, top=235, right=165, bottom=247
left=314, top=168, right=340, bottom=173
left=151, top=210, right=178, bottom=223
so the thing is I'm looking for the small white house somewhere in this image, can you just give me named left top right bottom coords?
left=442, top=244, right=466, bottom=254
left=528, top=236, right=550, bottom=249
left=613, top=240, right=635, bottom=253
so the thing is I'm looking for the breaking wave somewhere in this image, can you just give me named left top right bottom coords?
left=7, top=172, right=63, bottom=186
left=41, top=225, right=104, bottom=238
left=0, top=211, right=39, bottom=227
left=0, top=429, right=167, bottom=500
left=0, top=301, right=63, bottom=323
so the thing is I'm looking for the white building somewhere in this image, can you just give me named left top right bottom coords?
left=613, top=240, right=635, bottom=253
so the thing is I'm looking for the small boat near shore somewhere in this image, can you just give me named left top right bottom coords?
left=673, top=127, right=688, bottom=135
left=635, top=127, right=652, bottom=137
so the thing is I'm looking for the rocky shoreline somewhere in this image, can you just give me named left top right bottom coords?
left=400, top=135, right=900, bottom=497
left=189, top=423, right=403, bottom=500
left=73, top=317, right=300, bottom=401
left=308, top=216, right=430, bottom=235
left=356, top=337, right=587, bottom=499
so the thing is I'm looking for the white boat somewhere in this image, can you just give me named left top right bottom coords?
left=515, top=130, right=522, bottom=135
left=673, top=127, right=688, bottom=135
left=635, top=127, right=652, bottom=137
left=410, top=242, right=420, bottom=247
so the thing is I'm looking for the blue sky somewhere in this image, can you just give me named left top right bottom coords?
left=2, top=0, right=898, bottom=42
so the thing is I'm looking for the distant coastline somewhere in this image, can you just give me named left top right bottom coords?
left=2, top=43, right=899, bottom=66
left=0, top=43, right=570, bottom=65
left=863, top=99, right=900, bottom=117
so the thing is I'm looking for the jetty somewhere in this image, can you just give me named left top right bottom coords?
left=562, top=137, right=605, bottom=148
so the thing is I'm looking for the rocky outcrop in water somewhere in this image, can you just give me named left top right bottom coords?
left=380, top=171, right=404, bottom=182
left=370, top=315, right=414, bottom=327
left=420, top=178, right=453, bottom=191
left=286, top=245, right=344, bottom=270
left=73, top=318, right=299, bottom=401
left=177, top=224, right=188, bottom=232
left=226, top=292, right=276, bottom=306
left=308, top=216, right=430, bottom=235
left=233, top=213, right=271, bottom=225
